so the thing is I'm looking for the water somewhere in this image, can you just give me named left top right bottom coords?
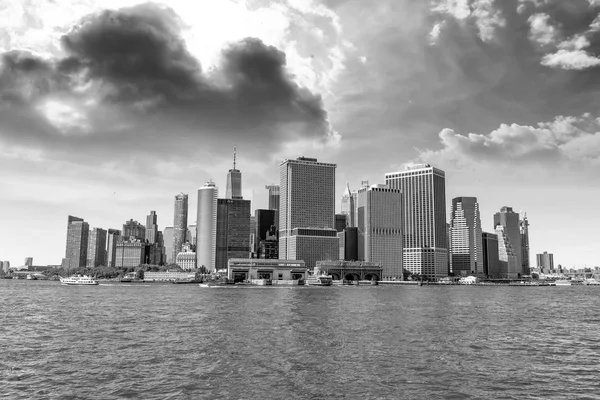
left=1, top=280, right=600, bottom=399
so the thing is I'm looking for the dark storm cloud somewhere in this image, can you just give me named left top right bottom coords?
left=0, top=2, right=334, bottom=163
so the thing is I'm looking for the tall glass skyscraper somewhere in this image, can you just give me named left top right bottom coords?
left=145, top=210, right=158, bottom=244
left=385, top=164, right=448, bottom=279
left=197, top=181, right=218, bottom=271
left=173, top=193, right=189, bottom=263
left=449, top=197, right=483, bottom=276
left=87, top=227, right=107, bottom=268
left=279, top=157, right=338, bottom=268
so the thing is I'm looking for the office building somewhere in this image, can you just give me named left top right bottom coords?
left=24, top=257, right=33, bottom=268
left=482, top=232, right=500, bottom=278
left=339, top=227, right=358, bottom=261
left=495, top=225, right=518, bottom=279
left=176, top=243, right=197, bottom=270
left=163, top=227, right=174, bottom=264
left=259, top=226, right=279, bottom=259
left=536, top=251, right=554, bottom=272
left=494, top=207, right=522, bottom=276
left=123, top=219, right=146, bottom=240
left=216, top=198, right=251, bottom=269
left=106, top=229, right=122, bottom=268
left=265, top=185, right=280, bottom=229
left=145, top=211, right=158, bottom=244
left=87, top=227, right=107, bottom=267
left=65, top=215, right=89, bottom=269
left=279, top=157, right=338, bottom=268
left=357, top=184, right=403, bottom=280
left=115, top=238, right=147, bottom=268
left=449, top=197, right=483, bottom=276
left=340, top=182, right=355, bottom=227
left=256, top=209, right=277, bottom=242
left=173, top=193, right=189, bottom=262
left=520, top=215, right=530, bottom=275
left=385, top=164, right=448, bottom=279
left=1, top=261, right=10, bottom=274
left=197, top=181, right=218, bottom=271
left=226, top=148, right=243, bottom=199
left=188, top=224, right=197, bottom=248
left=335, top=214, right=347, bottom=232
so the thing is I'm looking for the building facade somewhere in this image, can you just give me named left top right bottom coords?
left=520, top=215, right=530, bottom=275
left=356, top=184, right=403, bottom=280
left=173, top=193, right=189, bottom=262
left=87, top=227, right=107, bottom=267
left=216, top=198, right=251, bottom=270
left=536, top=251, right=554, bottom=272
left=106, top=229, right=121, bottom=268
left=226, top=148, right=243, bottom=200
left=176, top=250, right=197, bottom=271
left=123, top=219, right=146, bottom=240
left=145, top=211, right=158, bottom=244
left=494, top=206, right=522, bottom=276
left=163, top=227, right=174, bottom=264
left=197, top=181, right=218, bottom=271
left=265, top=185, right=280, bottom=225
left=279, top=157, right=337, bottom=268
left=450, top=197, right=483, bottom=276
left=495, top=225, right=518, bottom=279
left=482, top=232, right=500, bottom=278
left=385, top=164, right=448, bottom=279
left=115, top=238, right=147, bottom=268
left=65, top=215, right=89, bottom=269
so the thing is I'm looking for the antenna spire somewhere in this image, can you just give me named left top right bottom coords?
left=233, top=146, right=237, bottom=170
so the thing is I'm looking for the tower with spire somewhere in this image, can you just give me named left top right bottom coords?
left=226, top=147, right=242, bottom=199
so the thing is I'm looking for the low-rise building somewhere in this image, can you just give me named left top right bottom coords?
left=227, top=258, right=307, bottom=283
left=143, top=271, right=196, bottom=281
left=316, top=260, right=382, bottom=281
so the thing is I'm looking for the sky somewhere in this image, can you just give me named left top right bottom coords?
left=1, top=0, right=599, bottom=268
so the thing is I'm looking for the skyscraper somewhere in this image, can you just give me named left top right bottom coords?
left=385, top=164, right=448, bottom=279
left=106, top=229, right=122, bottom=268
left=279, top=157, right=338, bottom=269
left=265, top=184, right=280, bottom=231
left=340, top=182, right=353, bottom=226
left=145, top=211, right=158, bottom=244
left=494, top=206, right=522, bottom=277
left=65, top=215, right=89, bottom=269
left=495, top=225, right=518, bottom=278
left=216, top=198, right=251, bottom=269
left=173, top=193, right=189, bottom=263
left=482, top=232, right=500, bottom=278
left=356, top=184, right=403, bottom=280
left=520, top=214, right=530, bottom=275
left=226, top=148, right=242, bottom=200
left=87, top=227, right=107, bottom=267
left=163, top=227, right=174, bottom=264
left=449, top=197, right=483, bottom=276
left=197, top=181, right=218, bottom=271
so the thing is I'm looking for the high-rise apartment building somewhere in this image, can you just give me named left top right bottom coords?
left=123, top=219, right=146, bottom=240
left=494, top=207, right=522, bottom=276
left=356, top=184, right=403, bottom=280
left=216, top=198, right=251, bottom=269
left=226, top=148, right=243, bottom=200
left=197, top=181, right=218, bottom=271
left=279, top=157, right=338, bottom=269
left=87, top=227, right=107, bottom=267
left=449, top=197, right=483, bottom=276
left=106, top=229, right=121, bottom=268
left=536, top=251, right=554, bottom=272
left=173, top=193, right=189, bottom=262
left=495, top=225, right=518, bottom=279
left=482, top=232, right=500, bottom=278
left=520, top=215, right=530, bottom=275
left=385, top=164, right=448, bottom=279
left=65, top=215, right=89, bottom=269
left=145, top=211, right=158, bottom=244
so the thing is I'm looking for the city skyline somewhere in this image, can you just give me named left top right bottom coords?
left=1, top=0, right=600, bottom=268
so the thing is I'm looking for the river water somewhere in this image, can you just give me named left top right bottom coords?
left=1, top=280, right=599, bottom=399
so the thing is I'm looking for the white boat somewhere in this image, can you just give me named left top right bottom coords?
left=553, top=279, right=571, bottom=286
left=305, top=274, right=332, bottom=286
left=60, top=275, right=99, bottom=285
left=583, top=278, right=600, bottom=286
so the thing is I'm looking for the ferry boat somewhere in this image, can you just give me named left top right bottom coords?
left=553, top=279, right=571, bottom=286
left=60, top=275, right=99, bottom=286
left=583, top=278, right=600, bottom=286
left=305, top=267, right=333, bottom=286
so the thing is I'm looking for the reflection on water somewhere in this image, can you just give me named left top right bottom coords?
left=1, top=280, right=599, bottom=399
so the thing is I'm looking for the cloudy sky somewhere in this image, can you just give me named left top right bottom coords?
left=1, top=0, right=599, bottom=268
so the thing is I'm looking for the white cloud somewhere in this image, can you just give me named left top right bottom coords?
left=35, top=99, right=90, bottom=135
left=541, top=49, right=600, bottom=70
left=429, top=22, right=445, bottom=44
left=419, top=114, right=600, bottom=166
left=471, top=0, right=505, bottom=42
left=431, top=0, right=471, bottom=20
left=528, top=13, right=559, bottom=46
